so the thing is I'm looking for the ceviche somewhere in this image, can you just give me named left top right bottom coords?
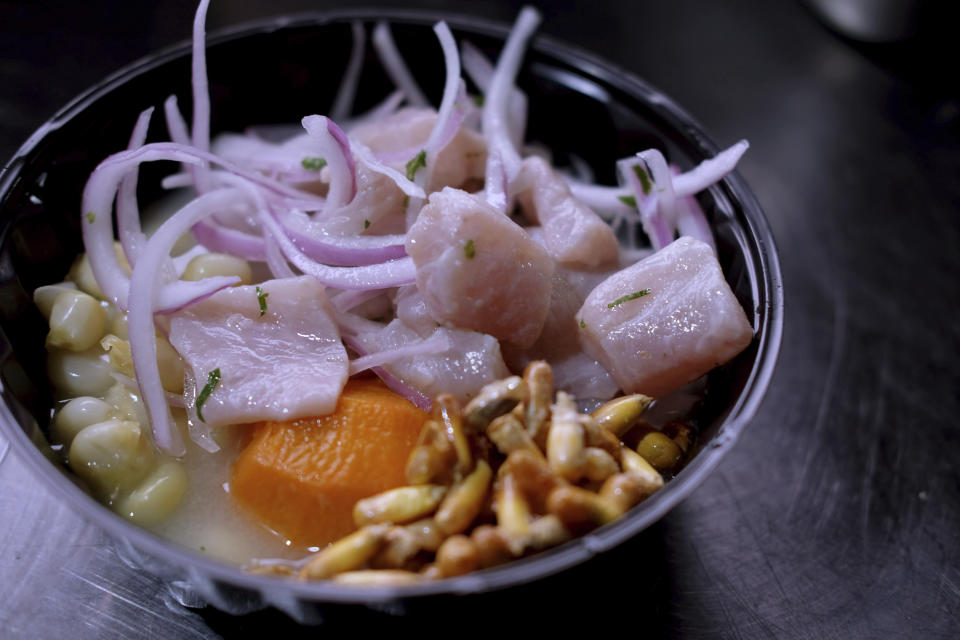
left=36, top=0, right=753, bottom=584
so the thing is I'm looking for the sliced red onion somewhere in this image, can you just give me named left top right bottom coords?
left=484, top=148, right=509, bottom=214
left=170, top=245, right=209, bottom=276
left=482, top=7, right=541, bottom=188
left=117, top=107, right=154, bottom=268
left=340, top=332, right=431, bottom=410
left=348, top=329, right=450, bottom=375
left=330, top=21, right=367, bottom=122
left=372, top=21, right=430, bottom=108
left=191, top=0, right=211, bottom=156
left=111, top=371, right=187, bottom=409
left=672, top=139, right=749, bottom=197
left=565, top=181, right=637, bottom=219
left=259, top=207, right=416, bottom=290
left=264, top=232, right=296, bottom=279
left=191, top=219, right=267, bottom=261
left=343, top=90, right=404, bottom=131
left=128, top=188, right=247, bottom=456
left=82, top=148, right=245, bottom=311
left=617, top=150, right=677, bottom=250
left=461, top=40, right=527, bottom=148
left=352, top=142, right=427, bottom=198
left=331, top=288, right=388, bottom=313
left=675, top=192, right=716, bottom=251
left=301, top=115, right=356, bottom=209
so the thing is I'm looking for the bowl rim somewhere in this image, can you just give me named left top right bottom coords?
left=0, top=8, right=784, bottom=604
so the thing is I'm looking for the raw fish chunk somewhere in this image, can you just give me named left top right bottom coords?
left=502, top=269, right=618, bottom=402
left=350, top=107, right=486, bottom=192
left=354, top=318, right=510, bottom=404
left=169, top=276, right=348, bottom=426
left=406, top=187, right=554, bottom=348
left=577, top=237, right=753, bottom=397
left=517, top=156, right=619, bottom=268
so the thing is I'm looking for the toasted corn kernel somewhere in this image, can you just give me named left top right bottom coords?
left=436, top=459, right=493, bottom=536
left=353, top=485, right=447, bottom=527
left=372, top=527, right=422, bottom=570
left=637, top=431, right=683, bottom=471
left=546, top=486, right=621, bottom=530
left=619, top=448, right=666, bottom=491
left=471, top=525, right=513, bottom=567
left=499, top=449, right=562, bottom=513
left=663, top=420, right=694, bottom=454
left=547, top=392, right=587, bottom=482
left=333, top=570, right=422, bottom=587
left=463, top=375, right=523, bottom=431
left=406, top=419, right=457, bottom=485
left=583, top=447, right=620, bottom=484
left=600, top=471, right=659, bottom=514
left=527, top=514, right=573, bottom=551
left=300, top=525, right=389, bottom=580
left=405, top=517, right=444, bottom=552
left=591, top=394, right=653, bottom=437
left=523, top=361, right=553, bottom=443
left=495, top=472, right=531, bottom=555
left=435, top=535, right=480, bottom=578
left=579, top=414, right=623, bottom=457
left=486, top=413, right=543, bottom=458
left=433, top=394, right=473, bottom=475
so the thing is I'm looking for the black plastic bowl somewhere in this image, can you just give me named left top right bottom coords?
left=0, top=10, right=783, bottom=620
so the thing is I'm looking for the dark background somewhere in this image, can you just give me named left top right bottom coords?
left=1, top=0, right=958, bottom=637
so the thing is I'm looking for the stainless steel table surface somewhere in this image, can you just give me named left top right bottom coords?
left=1, top=0, right=957, bottom=636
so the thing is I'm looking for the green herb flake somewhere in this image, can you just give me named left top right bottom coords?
left=196, top=368, right=221, bottom=423
left=632, top=164, right=653, bottom=195
left=86, top=211, right=96, bottom=224
left=617, top=194, right=637, bottom=208
left=405, top=149, right=427, bottom=181
left=301, top=156, right=327, bottom=171
left=607, top=289, right=651, bottom=308
left=200, top=546, right=206, bottom=551
left=256, top=286, right=269, bottom=317
left=464, top=238, right=476, bottom=259
left=579, top=318, right=587, bottom=329
left=472, top=94, right=485, bottom=107
left=402, top=194, right=410, bottom=210
left=363, top=219, right=371, bottom=229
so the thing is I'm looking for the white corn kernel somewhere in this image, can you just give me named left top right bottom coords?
left=66, top=253, right=104, bottom=298
left=68, top=419, right=154, bottom=501
left=181, top=253, right=252, bottom=284
left=156, top=335, right=184, bottom=394
left=53, top=396, right=112, bottom=445
left=103, top=383, right=147, bottom=424
left=33, top=282, right=77, bottom=320
left=46, top=290, right=107, bottom=351
left=109, top=312, right=129, bottom=339
left=47, top=346, right=113, bottom=395
left=117, top=461, right=188, bottom=526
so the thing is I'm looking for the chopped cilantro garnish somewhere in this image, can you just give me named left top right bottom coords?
left=464, top=238, right=476, bottom=259
left=406, top=150, right=427, bottom=181
left=402, top=194, right=410, bottom=210
left=301, top=156, right=327, bottom=171
left=472, top=94, right=485, bottom=107
left=256, top=286, right=269, bottom=317
left=632, top=164, right=652, bottom=195
left=196, top=368, right=221, bottom=423
left=617, top=194, right=637, bottom=208
left=608, top=289, right=651, bottom=308
left=86, top=212, right=96, bottom=224
left=363, top=219, right=371, bottom=229
left=579, top=318, right=587, bottom=329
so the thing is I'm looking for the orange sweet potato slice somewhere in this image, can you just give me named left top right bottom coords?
left=230, top=378, right=428, bottom=548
